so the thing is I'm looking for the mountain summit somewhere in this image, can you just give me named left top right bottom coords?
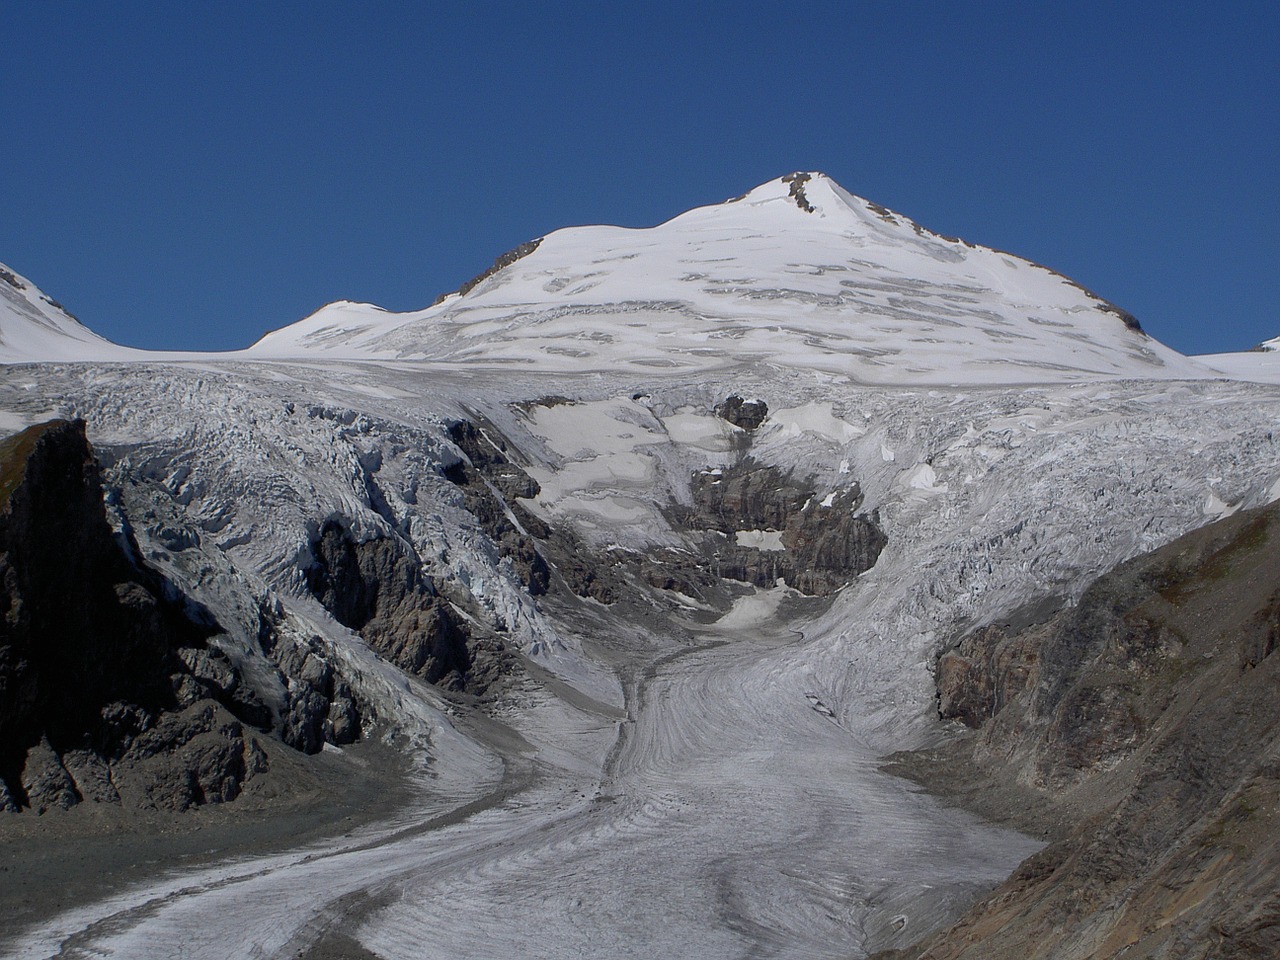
left=0, top=176, right=1226, bottom=382
left=247, top=172, right=1202, bottom=383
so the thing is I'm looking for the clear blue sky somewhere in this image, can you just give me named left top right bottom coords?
left=4, top=2, right=1277, bottom=355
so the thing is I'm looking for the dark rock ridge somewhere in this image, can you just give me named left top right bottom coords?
left=445, top=419, right=551, bottom=597
left=0, top=420, right=270, bottom=813
left=879, top=500, right=1280, bottom=960
left=445, top=415, right=640, bottom=606
left=451, top=414, right=702, bottom=607
left=433, top=238, right=543, bottom=305
left=673, top=459, right=886, bottom=596
left=781, top=172, right=816, bottom=213
left=256, top=601, right=365, bottom=753
left=304, top=520, right=507, bottom=695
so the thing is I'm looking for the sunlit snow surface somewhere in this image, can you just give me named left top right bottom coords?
left=1194, top=349, right=1280, bottom=385
left=2, top=357, right=1280, bottom=959
left=0, top=266, right=143, bottom=363
left=244, top=175, right=1211, bottom=385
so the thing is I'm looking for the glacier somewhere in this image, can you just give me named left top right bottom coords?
left=2, top=173, right=1280, bottom=958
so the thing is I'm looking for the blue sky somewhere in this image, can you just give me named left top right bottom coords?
left=4, top=2, right=1277, bottom=355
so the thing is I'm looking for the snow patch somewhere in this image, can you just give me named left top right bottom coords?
left=765, top=402, right=865, bottom=443
left=735, top=529, right=786, bottom=551
left=901, top=463, right=948, bottom=495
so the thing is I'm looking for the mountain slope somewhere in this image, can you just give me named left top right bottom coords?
left=1194, top=337, right=1280, bottom=385
left=2, top=176, right=1279, bottom=958
left=0, top=420, right=271, bottom=814
left=879, top=498, right=1280, bottom=960
left=0, top=263, right=138, bottom=363
left=248, top=173, right=1208, bottom=384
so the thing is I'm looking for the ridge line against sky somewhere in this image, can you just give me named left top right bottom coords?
left=3, top=2, right=1277, bottom=356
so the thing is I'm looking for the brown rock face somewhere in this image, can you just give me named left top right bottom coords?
left=0, top=420, right=269, bottom=813
left=674, top=460, right=886, bottom=596
left=306, top=520, right=477, bottom=691
left=937, top=619, right=1046, bottom=731
left=713, top=395, right=769, bottom=431
left=881, top=501, right=1280, bottom=960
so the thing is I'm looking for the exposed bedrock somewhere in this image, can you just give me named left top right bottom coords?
left=447, top=416, right=634, bottom=605
left=445, top=413, right=881, bottom=609
left=713, top=394, right=769, bottom=431
left=880, top=500, right=1280, bottom=960
left=0, top=420, right=271, bottom=814
left=256, top=603, right=365, bottom=754
left=781, top=171, right=816, bottom=213
left=305, top=519, right=493, bottom=694
left=445, top=419, right=551, bottom=596
left=433, top=237, right=543, bottom=305
left=673, top=459, right=886, bottom=596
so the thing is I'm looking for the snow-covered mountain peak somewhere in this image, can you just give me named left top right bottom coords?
left=673, top=172, right=903, bottom=232
left=251, top=299, right=390, bottom=354
left=247, top=174, right=1208, bottom=384
left=0, top=175, right=1236, bottom=384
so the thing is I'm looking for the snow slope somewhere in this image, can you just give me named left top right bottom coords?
left=0, top=262, right=141, bottom=363
left=247, top=174, right=1210, bottom=384
left=1194, top=342, right=1280, bottom=385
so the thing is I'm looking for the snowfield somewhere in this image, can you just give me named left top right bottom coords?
left=242, top=175, right=1211, bottom=385
left=3, top=174, right=1280, bottom=958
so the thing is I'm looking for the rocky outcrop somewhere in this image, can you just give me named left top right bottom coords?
left=879, top=500, right=1280, bottom=960
left=305, top=520, right=482, bottom=693
left=673, top=460, right=886, bottom=596
left=445, top=419, right=551, bottom=596
left=781, top=172, right=816, bottom=213
left=936, top=615, right=1051, bottom=732
left=446, top=416, right=635, bottom=605
left=433, top=238, right=543, bottom=305
left=0, top=420, right=271, bottom=813
left=256, top=603, right=364, bottom=754
left=713, top=395, right=768, bottom=431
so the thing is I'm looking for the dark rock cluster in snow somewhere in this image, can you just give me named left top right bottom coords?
left=674, top=459, right=886, bottom=596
